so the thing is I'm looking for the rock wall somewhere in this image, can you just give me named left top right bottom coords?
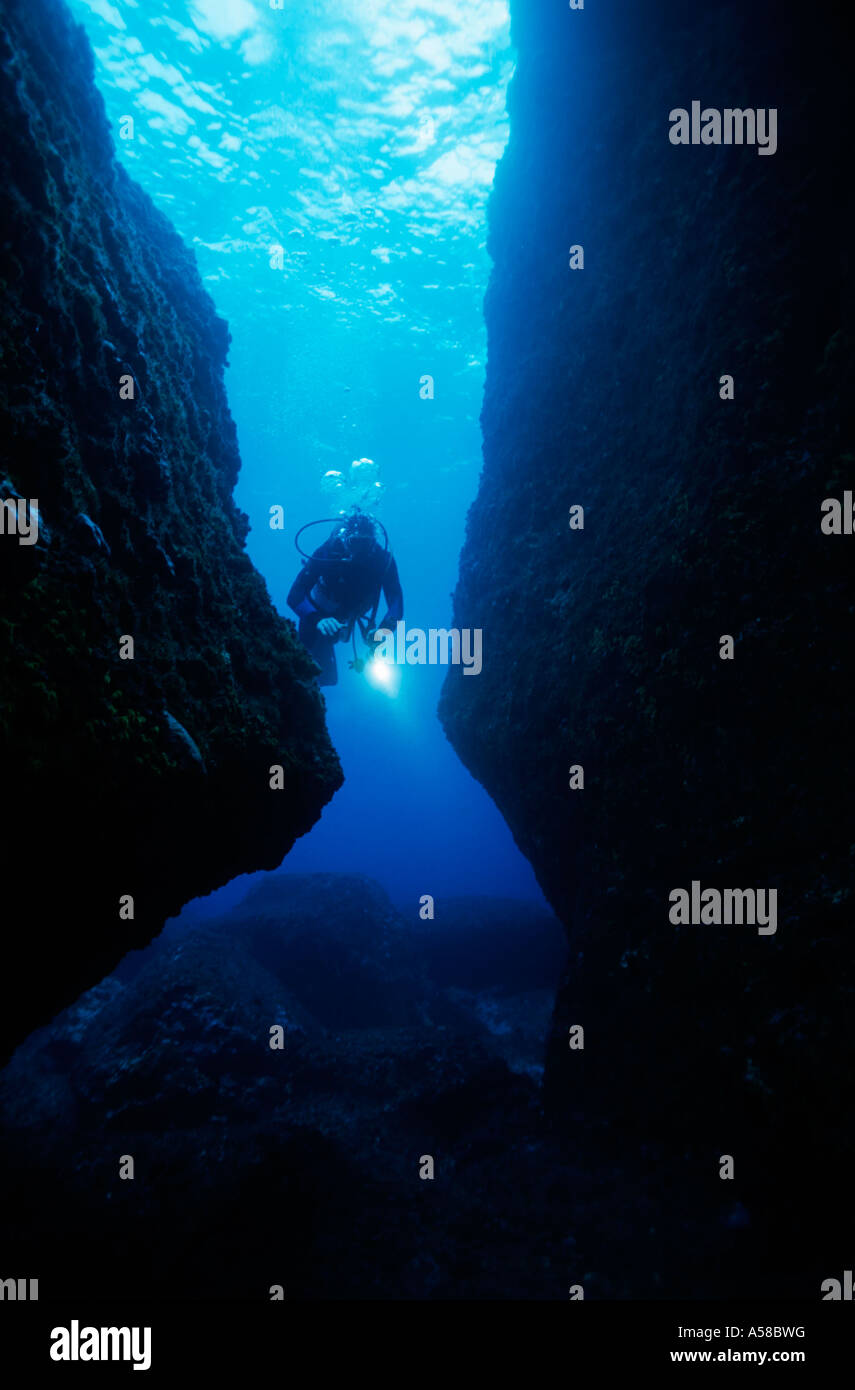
left=0, top=876, right=572, bottom=1300
left=440, top=0, right=854, bottom=1273
left=0, top=0, right=341, bottom=1059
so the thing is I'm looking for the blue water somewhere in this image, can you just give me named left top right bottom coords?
left=70, top=0, right=545, bottom=908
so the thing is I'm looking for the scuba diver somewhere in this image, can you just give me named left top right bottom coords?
left=288, top=510, right=403, bottom=686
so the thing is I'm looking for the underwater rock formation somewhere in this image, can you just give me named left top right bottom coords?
left=441, top=0, right=854, bottom=1273
left=0, top=0, right=341, bottom=1059
left=0, top=871, right=829, bottom=1297
left=0, top=876, right=581, bottom=1300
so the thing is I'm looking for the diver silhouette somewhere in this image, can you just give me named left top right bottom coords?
left=288, top=510, right=403, bottom=686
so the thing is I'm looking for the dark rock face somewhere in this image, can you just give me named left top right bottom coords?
left=0, top=876, right=583, bottom=1300
left=0, top=872, right=832, bottom=1298
left=0, top=0, right=341, bottom=1059
left=440, top=0, right=854, bottom=1280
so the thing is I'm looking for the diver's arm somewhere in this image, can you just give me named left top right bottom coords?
left=287, top=551, right=324, bottom=613
left=376, top=554, right=403, bottom=630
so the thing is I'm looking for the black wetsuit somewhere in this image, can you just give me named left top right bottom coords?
left=287, top=536, right=403, bottom=686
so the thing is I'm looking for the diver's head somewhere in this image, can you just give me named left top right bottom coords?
left=336, top=511, right=379, bottom=559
